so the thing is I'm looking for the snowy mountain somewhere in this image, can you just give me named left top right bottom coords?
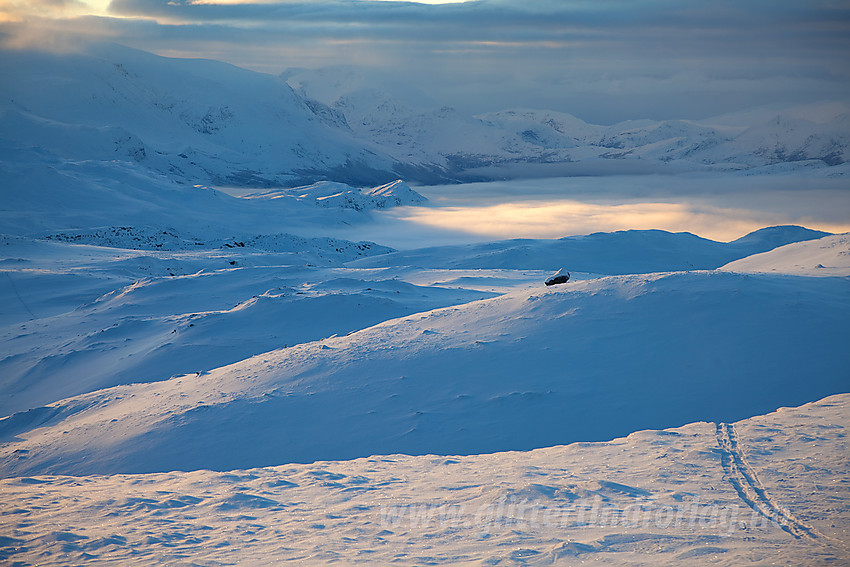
left=1, top=44, right=847, bottom=191
left=364, top=179, right=429, bottom=207
left=479, top=108, right=604, bottom=146
left=0, top=226, right=830, bottom=418
left=725, top=113, right=850, bottom=166
left=244, top=179, right=427, bottom=211
left=283, top=66, right=513, bottom=170
left=0, top=44, right=403, bottom=188
left=286, top=66, right=850, bottom=177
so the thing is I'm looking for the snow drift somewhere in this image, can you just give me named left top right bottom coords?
left=721, top=233, right=850, bottom=277
left=2, top=269, right=847, bottom=476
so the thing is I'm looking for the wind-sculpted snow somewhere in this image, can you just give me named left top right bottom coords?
left=721, top=233, right=850, bottom=277
left=0, top=235, right=497, bottom=416
left=14, top=225, right=829, bottom=419
left=40, top=226, right=393, bottom=258
left=0, top=395, right=847, bottom=565
left=2, top=269, right=847, bottom=476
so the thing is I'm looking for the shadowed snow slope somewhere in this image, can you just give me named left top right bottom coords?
left=2, top=270, right=847, bottom=476
left=351, top=226, right=831, bottom=274
left=721, top=233, right=850, bottom=277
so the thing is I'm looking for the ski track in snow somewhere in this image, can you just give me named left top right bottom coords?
left=716, top=422, right=816, bottom=540
left=716, top=421, right=850, bottom=555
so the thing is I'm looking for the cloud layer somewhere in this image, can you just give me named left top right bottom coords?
left=2, top=0, right=848, bottom=122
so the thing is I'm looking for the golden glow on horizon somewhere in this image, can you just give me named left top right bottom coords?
left=0, top=10, right=21, bottom=23
left=397, top=200, right=850, bottom=243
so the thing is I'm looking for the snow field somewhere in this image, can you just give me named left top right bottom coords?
left=1, top=394, right=847, bottom=565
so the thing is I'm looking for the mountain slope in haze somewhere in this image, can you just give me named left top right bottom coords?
left=283, top=66, right=521, bottom=169
left=2, top=43, right=845, bottom=195
left=2, top=268, right=847, bottom=476
left=0, top=144, right=420, bottom=237
left=287, top=66, right=850, bottom=176
left=0, top=43, right=405, bottom=188
left=726, top=113, right=850, bottom=166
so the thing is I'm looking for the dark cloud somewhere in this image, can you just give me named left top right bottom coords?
left=4, top=0, right=850, bottom=122
left=104, top=0, right=848, bottom=31
left=101, top=0, right=850, bottom=70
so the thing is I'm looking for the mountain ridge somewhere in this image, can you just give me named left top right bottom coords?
left=2, top=43, right=848, bottom=190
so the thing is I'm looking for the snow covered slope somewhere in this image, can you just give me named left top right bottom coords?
left=286, top=64, right=850, bottom=176
left=243, top=179, right=426, bottom=211
left=2, top=269, right=847, bottom=476
left=0, top=146, right=423, bottom=238
left=1, top=227, right=832, bottom=417
left=724, top=113, right=850, bottom=166
left=0, top=43, right=401, bottom=187
left=351, top=226, right=831, bottom=274
left=721, top=233, right=850, bottom=276
left=481, top=103, right=850, bottom=171
left=1, top=394, right=847, bottom=565
left=283, top=66, right=521, bottom=169
left=0, top=235, right=497, bottom=416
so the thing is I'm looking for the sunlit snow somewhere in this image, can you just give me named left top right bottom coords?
left=1, top=41, right=848, bottom=566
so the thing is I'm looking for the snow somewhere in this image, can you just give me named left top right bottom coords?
left=1, top=42, right=849, bottom=566
left=0, top=235, right=499, bottom=416
left=283, top=62, right=850, bottom=177
left=2, top=268, right=847, bottom=477
left=1, top=395, right=847, bottom=565
left=363, top=179, right=428, bottom=207
left=243, top=179, right=427, bottom=210
left=3, top=44, right=847, bottom=196
left=721, top=233, right=850, bottom=277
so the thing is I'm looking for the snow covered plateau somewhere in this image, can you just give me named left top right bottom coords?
left=1, top=43, right=849, bottom=565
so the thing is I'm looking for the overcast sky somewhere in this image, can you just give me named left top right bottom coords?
left=1, top=0, right=848, bottom=123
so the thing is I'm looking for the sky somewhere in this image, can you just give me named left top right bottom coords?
left=1, top=0, right=849, bottom=123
